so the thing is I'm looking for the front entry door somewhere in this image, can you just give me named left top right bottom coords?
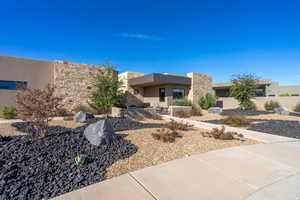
left=159, top=88, right=165, bottom=102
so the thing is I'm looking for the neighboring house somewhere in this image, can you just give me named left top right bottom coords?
left=119, top=72, right=213, bottom=107
left=213, top=79, right=300, bottom=97
left=0, top=55, right=106, bottom=111
left=213, top=79, right=300, bottom=110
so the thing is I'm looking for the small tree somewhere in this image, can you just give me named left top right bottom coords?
left=90, top=66, right=123, bottom=116
left=16, top=84, right=63, bottom=137
left=230, top=74, right=258, bottom=110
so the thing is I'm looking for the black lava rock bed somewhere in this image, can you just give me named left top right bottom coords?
left=0, top=117, right=158, bottom=200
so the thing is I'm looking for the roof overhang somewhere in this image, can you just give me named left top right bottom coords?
left=128, top=73, right=191, bottom=87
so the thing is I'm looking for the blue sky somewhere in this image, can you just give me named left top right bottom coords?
left=1, top=0, right=300, bottom=84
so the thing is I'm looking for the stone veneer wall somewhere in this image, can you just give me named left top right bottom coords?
left=53, top=61, right=105, bottom=111
left=187, top=72, right=213, bottom=104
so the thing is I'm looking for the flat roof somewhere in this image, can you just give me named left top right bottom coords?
left=213, top=79, right=273, bottom=89
left=128, top=73, right=191, bottom=87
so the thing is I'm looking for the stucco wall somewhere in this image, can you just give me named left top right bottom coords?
left=53, top=61, right=105, bottom=111
left=143, top=84, right=190, bottom=107
left=220, top=97, right=300, bottom=111
left=0, top=55, right=53, bottom=107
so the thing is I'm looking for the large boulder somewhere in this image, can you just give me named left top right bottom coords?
left=208, top=107, right=223, bottom=114
left=274, top=107, right=290, bottom=116
left=73, top=111, right=94, bottom=123
left=84, top=120, right=117, bottom=146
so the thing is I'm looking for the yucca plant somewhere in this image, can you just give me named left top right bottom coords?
left=75, top=154, right=87, bottom=168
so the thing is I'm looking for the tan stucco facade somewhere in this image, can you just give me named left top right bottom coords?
left=119, top=71, right=213, bottom=107
left=0, top=55, right=105, bottom=110
left=0, top=55, right=53, bottom=107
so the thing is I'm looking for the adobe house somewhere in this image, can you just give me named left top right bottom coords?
left=0, top=55, right=105, bottom=111
left=119, top=72, right=214, bottom=107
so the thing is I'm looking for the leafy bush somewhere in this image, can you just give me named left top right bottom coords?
left=16, top=84, right=63, bottom=138
left=75, top=154, right=87, bottom=168
left=164, top=120, right=193, bottom=131
left=279, top=93, right=291, bottom=97
left=230, top=74, right=258, bottom=110
left=152, top=128, right=179, bottom=143
left=172, top=99, right=192, bottom=106
left=264, top=100, right=281, bottom=111
left=222, top=115, right=251, bottom=127
left=174, top=110, right=191, bottom=118
left=199, top=93, right=217, bottom=109
left=0, top=106, right=17, bottom=119
left=294, top=102, right=300, bottom=113
left=90, top=66, right=124, bottom=116
left=202, top=126, right=244, bottom=140
left=241, top=100, right=257, bottom=110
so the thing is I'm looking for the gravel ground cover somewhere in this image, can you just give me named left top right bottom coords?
left=0, top=117, right=162, bottom=200
left=106, top=120, right=259, bottom=178
left=0, top=117, right=259, bottom=200
left=189, top=109, right=300, bottom=139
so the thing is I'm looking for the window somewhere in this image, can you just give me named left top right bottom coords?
left=172, top=88, right=185, bottom=99
left=133, top=89, right=139, bottom=95
left=254, top=88, right=265, bottom=97
left=159, top=88, right=165, bottom=102
left=0, top=80, right=27, bottom=90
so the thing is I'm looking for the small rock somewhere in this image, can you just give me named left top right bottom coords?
left=208, top=107, right=223, bottom=114
left=274, top=107, right=290, bottom=116
left=84, top=120, right=117, bottom=146
left=73, top=111, right=94, bottom=123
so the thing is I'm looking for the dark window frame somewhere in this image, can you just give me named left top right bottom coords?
left=0, top=80, right=27, bottom=90
left=172, top=88, right=185, bottom=100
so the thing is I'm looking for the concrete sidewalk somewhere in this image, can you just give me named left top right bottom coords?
left=53, top=141, right=300, bottom=200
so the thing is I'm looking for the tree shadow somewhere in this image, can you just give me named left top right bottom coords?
left=221, top=109, right=274, bottom=116
left=201, top=118, right=300, bottom=139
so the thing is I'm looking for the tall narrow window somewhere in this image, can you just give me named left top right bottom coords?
left=0, top=80, right=27, bottom=90
left=172, top=88, right=185, bottom=99
left=159, top=88, right=165, bottom=102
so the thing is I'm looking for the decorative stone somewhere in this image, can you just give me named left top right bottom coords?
left=208, top=107, right=223, bottom=114
left=274, top=107, right=290, bottom=116
left=73, top=111, right=94, bottom=123
left=83, top=120, right=117, bottom=146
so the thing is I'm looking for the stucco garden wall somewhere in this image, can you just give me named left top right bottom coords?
left=220, top=97, right=300, bottom=111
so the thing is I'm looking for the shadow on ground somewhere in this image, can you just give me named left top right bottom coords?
left=202, top=119, right=300, bottom=139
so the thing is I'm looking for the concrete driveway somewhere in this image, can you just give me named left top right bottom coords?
left=53, top=141, right=300, bottom=200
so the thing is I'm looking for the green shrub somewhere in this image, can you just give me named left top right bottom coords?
left=223, top=115, right=251, bottom=127
left=294, top=102, right=300, bottom=113
left=199, top=93, right=217, bottom=109
left=75, top=154, right=87, bottom=168
left=0, top=106, right=17, bottom=119
left=264, top=100, right=281, bottom=111
left=172, top=99, right=192, bottom=106
left=279, top=93, right=291, bottom=97
left=241, top=100, right=256, bottom=110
